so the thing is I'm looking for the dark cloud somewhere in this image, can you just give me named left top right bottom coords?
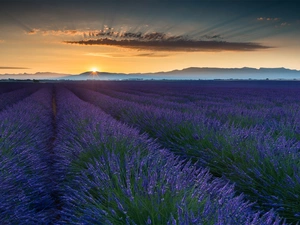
left=85, top=52, right=171, bottom=58
left=122, top=32, right=143, bottom=39
left=134, top=53, right=170, bottom=57
left=0, top=67, right=30, bottom=69
left=89, top=30, right=185, bottom=42
left=202, top=35, right=223, bottom=40
left=65, top=38, right=271, bottom=52
left=65, top=29, right=271, bottom=52
left=64, top=30, right=271, bottom=52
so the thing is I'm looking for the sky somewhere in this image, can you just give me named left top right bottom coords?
left=0, top=0, right=299, bottom=75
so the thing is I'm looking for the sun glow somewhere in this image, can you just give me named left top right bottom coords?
left=91, top=67, right=98, bottom=73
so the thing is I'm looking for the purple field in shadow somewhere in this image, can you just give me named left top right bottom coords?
left=1, top=80, right=300, bottom=224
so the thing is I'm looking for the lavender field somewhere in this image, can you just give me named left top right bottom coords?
left=1, top=80, right=300, bottom=224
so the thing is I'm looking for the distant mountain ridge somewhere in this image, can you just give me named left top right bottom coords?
left=1, top=67, right=300, bottom=80
left=0, top=72, right=70, bottom=80
left=160, top=67, right=299, bottom=74
left=61, top=67, right=300, bottom=80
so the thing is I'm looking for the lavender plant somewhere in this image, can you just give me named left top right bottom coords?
left=55, top=87, right=285, bottom=224
left=69, top=85, right=300, bottom=223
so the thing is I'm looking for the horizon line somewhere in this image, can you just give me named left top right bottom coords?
left=0, top=66, right=299, bottom=76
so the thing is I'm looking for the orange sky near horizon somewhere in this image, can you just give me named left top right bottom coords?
left=1, top=37, right=299, bottom=75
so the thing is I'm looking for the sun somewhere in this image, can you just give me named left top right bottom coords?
left=91, top=67, right=98, bottom=73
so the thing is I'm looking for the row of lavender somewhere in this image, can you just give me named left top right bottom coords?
left=69, top=82, right=300, bottom=223
left=0, top=85, right=39, bottom=112
left=98, top=84, right=300, bottom=144
left=0, top=87, right=57, bottom=224
left=54, top=87, right=284, bottom=224
left=76, top=82, right=300, bottom=138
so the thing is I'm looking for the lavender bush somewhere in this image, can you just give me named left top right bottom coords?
left=55, top=87, right=285, bottom=224
left=70, top=84, right=300, bottom=223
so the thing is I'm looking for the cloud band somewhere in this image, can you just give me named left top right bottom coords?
left=64, top=38, right=271, bottom=52
left=0, top=67, right=30, bottom=69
